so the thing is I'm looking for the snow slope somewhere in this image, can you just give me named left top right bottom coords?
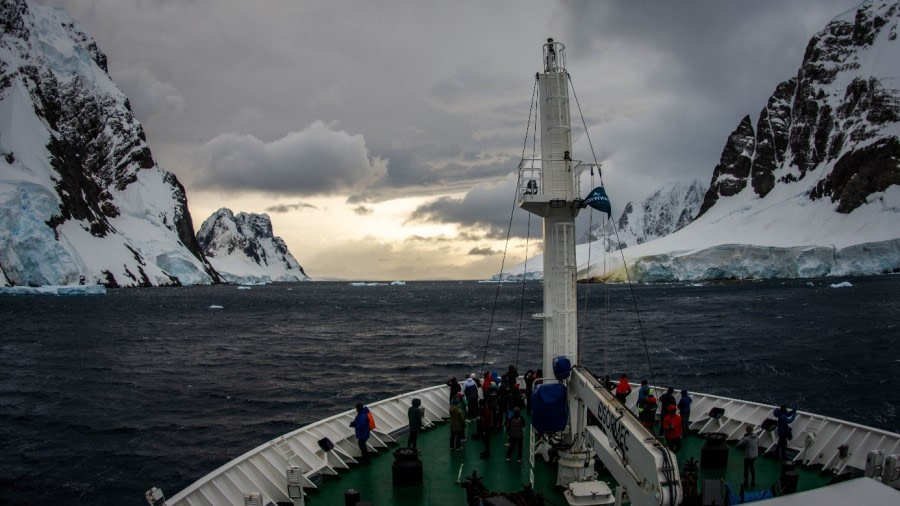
left=0, top=0, right=218, bottom=287
left=502, top=0, right=900, bottom=282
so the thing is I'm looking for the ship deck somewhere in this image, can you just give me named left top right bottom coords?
left=304, top=412, right=835, bottom=505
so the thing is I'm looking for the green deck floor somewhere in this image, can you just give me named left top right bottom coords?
left=304, top=416, right=835, bottom=505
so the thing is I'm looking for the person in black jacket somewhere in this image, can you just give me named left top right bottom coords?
left=659, top=387, right=677, bottom=436
left=447, top=377, right=461, bottom=402
left=505, top=407, right=525, bottom=462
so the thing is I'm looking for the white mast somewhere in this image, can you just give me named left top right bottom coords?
left=518, top=38, right=582, bottom=376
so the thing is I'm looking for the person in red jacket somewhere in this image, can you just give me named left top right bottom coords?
left=614, top=374, right=632, bottom=404
left=661, top=404, right=683, bottom=452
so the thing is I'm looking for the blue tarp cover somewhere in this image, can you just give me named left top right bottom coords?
left=531, top=383, right=568, bottom=433
left=552, top=356, right=572, bottom=380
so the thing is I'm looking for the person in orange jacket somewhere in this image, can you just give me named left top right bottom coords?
left=614, top=374, right=632, bottom=404
left=661, top=404, right=683, bottom=452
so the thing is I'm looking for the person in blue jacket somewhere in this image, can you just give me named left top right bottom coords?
left=678, top=390, right=692, bottom=435
left=774, top=404, right=797, bottom=461
left=350, top=403, right=372, bottom=463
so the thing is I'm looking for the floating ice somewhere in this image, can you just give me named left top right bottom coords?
left=829, top=281, right=853, bottom=288
left=209, top=305, right=224, bottom=309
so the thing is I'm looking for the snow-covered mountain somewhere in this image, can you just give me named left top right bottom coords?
left=197, top=209, right=308, bottom=284
left=504, top=0, right=900, bottom=282
left=579, top=181, right=706, bottom=251
left=0, top=0, right=218, bottom=287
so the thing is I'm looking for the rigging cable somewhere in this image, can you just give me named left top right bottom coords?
left=514, top=103, right=539, bottom=369
left=478, top=75, right=538, bottom=376
left=467, top=75, right=538, bottom=485
left=569, top=73, right=656, bottom=385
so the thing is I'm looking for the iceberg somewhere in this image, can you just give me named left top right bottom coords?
left=0, top=285, right=106, bottom=296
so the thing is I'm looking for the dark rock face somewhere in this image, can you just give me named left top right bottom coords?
left=752, top=79, right=796, bottom=197
left=197, top=209, right=307, bottom=281
left=1, top=0, right=220, bottom=286
left=698, top=0, right=899, bottom=220
left=810, top=136, right=900, bottom=213
left=698, top=116, right=754, bottom=217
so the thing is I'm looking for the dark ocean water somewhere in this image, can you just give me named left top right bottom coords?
left=1, top=276, right=898, bottom=505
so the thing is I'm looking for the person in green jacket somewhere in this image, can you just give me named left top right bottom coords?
left=408, top=398, right=424, bottom=449
left=449, top=396, right=466, bottom=450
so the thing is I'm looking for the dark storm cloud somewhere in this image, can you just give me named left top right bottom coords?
left=408, top=174, right=539, bottom=239
left=468, top=246, right=500, bottom=256
left=353, top=205, right=373, bottom=216
left=191, top=121, right=387, bottom=196
left=264, top=202, right=318, bottom=213
left=42, top=0, right=861, bottom=208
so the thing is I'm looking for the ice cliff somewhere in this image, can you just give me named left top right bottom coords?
left=0, top=0, right=218, bottom=287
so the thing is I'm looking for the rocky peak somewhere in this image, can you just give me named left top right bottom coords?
left=197, top=209, right=307, bottom=283
left=699, top=0, right=899, bottom=218
left=697, top=116, right=754, bottom=217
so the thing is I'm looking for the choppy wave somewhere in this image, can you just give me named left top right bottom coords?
left=1, top=277, right=898, bottom=505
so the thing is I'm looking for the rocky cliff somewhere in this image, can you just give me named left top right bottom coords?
left=0, top=0, right=218, bottom=287
left=699, top=0, right=900, bottom=217
left=197, top=209, right=308, bottom=284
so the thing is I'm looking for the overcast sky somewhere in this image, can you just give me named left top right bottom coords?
left=39, top=0, right=862, bottom=280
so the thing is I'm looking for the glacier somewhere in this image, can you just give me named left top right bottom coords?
left=1, top=0, right=218, bottom=287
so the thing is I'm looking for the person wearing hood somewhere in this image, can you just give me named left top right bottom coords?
left=407, top=398, right=423, bottom=449
left=736, top=424, right=759, bottom=487
left=637, top=380, right=650, bottom=412
left=661, top=404, right=683, bottom=452
left=449, top=395, right=466, bottom=450
left=678, top=390, right=692, bottom=434
left=774, top=405, right=798, bottom=460
left=463, top=374, right=479, bottom=419
left=447, top=377, right=461, bottom=402
left=350, top=403, right=372, bottom=463
left=614, top=374, right=632, bottom=404
left=639, top=391, right=658, bottom=431
left=505, top=407, right=525, bottom=462
left=659, top=387, right=677, bottom=436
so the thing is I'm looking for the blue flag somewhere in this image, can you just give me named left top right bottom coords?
left=584, top=186, right=611, bottom=217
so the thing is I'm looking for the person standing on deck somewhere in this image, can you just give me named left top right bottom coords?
left=503, top=364, right=519, bottom=386
left=506, top=407, right=525, bottom=462
left=350, top=403, right=372, bottom=463
left=637, top=380, right=650, bottom=412
left=659, top=387, right=677, bottom=436
left=407, top=398, right=423, bottom=449
left=615, top=374, right=632, bottom=404
left=774, top=405, right=798, bottom=461
left=508, top=383, right=524, bottom=421
left=447, top=377, right=461, bottom=402
left=449, top=396, right=466, bottom=450
left=640, top=391, right=658, bottom=432
left=524, top=370, right=536, bottom=414
left=661, top=404, right=683, bottom=452
left=486, top=383, right=500, bottom=429
left=478, top=399, right=494, bottom=459
left=482, top=371, right=493, bottom=394
left=497, top=380, right=510, bottom=425
left=678, top=390, right=692, bottom=434
left=463, top=374, right=479, bottom=420
left=736, top=424, right=759, bottom=487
